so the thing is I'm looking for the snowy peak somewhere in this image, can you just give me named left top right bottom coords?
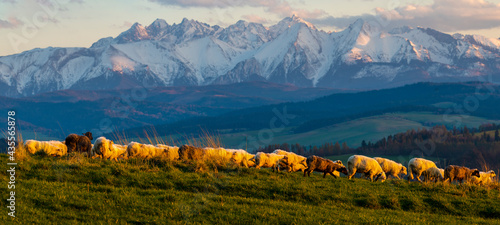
left=218, top=20, right=270, bottom=49
left=1, top=17, right=500, bottom=97
left=146, top=18, right=169, bottom=37
left=270, top=15, right=316, bottom=38
left=115, top=23, right=150, bottom=43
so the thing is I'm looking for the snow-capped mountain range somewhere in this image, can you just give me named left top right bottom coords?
left=1, top=15, right=499, bottom=97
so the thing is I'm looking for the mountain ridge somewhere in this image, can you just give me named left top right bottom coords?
left=1, top=16, right=499, bottom=97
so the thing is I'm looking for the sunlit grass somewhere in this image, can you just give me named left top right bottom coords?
left=1, top=153, right=499, bottom=224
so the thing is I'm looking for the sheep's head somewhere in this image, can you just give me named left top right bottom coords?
left=400, top=166, right=408, bottom=175
left=278, top=156, right=289, bottom=168
left=375, top=172, right=387, bottom=182
left=83, top=132, right=93, bottom=140
left=471, top=169, right=480, bottom=178
left=337, top=166, right=348, bottom=175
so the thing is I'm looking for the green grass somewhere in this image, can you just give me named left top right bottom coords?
left=182, top=111, right=500, bottom=150
left=1, top=154, right=500, bottom=224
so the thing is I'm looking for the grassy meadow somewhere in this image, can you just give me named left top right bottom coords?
left=178, top=112, right=500, bottom=150
left=1, top=152, right=500, bottom=224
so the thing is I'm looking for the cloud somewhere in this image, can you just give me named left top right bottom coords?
left=310, top=0, right=500, bottom=32
left=0, top=17, right=23, bottom=29
left=149, top=0, right=327, bottom=19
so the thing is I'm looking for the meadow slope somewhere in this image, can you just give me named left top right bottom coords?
left=1, top=154, right=500, bottom=224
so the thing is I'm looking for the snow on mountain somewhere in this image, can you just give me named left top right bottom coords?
left=0, top=16, right=499, bottom=97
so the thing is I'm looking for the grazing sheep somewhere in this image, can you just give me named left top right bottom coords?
left=347, top=155, right=386, bottom=182
left=127, top=142, right=164, bottom=159
left=273, top=149, right=308, bottom=172
left=178, top=145, right=205, bottom=161
left=156, top=144, right=180, bottom=161
left=304, top=155, right=348, bottom=178
left=407, top=158, right=439, bottom=182
left=204, top=147, right=233, bottom=163
left=444, top=165, right=480, bottom=184
left=65, top=132, right=93, bottom=156
left=471, top=170, right=496, bottom=185
left=374, top=157, right=407, bottom=179
left=91, top=137, right=127, bottom=161
left=421, top=167, right=445, bottom=182
left=24, top=140, right=67, bottom=156
left=228, top=149, right=255, bottom=168
left=254, top=152, right=285, bottom=172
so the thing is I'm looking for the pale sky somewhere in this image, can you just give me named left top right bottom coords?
left=0, top=0, right=499, bottom=56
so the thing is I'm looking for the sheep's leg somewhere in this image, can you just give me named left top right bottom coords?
left=416, top=172, right=423, bottom=183
left=408, top=169, right=414, bottom=181
left=323, top=172, right=327, bottom=178
left=348, top=168, right=356, bottom=180
left=330, top=172, right=337, bottom=178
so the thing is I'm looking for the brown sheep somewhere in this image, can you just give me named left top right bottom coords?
left=304, top=155, right=348, bottom=178
left=178, top=145, right=205, bottom=160
left=444, top=165, right=480, bottom=184
left=65, top=132, right=93, bottom=156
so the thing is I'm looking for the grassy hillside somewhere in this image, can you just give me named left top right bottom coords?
left=1, top=154, right=499, bottom=224
left=180, top=112, right=500, bottom=149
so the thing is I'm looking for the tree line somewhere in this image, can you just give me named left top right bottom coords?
left=257, top=124, right=500, bottom=169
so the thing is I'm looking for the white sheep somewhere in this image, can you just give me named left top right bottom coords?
left=24, top=140, right=67, bottom=156
left=421, top=167, right=445, bottom=182
left=347, top=155, right=386, bottom=182
left=204, top=147, right=233, bottom=162
left=227, top=149, right=256, bottom=167
left=254, top=152, right=285, bottom=172
left=408, top=158, right=439, bottom=182
left=127, top=142, right=164, bottom=159
left=272, top=149, right=307, bottom=172
left=91, top=137, right=128, bottom=161
left=156, top=144, right=180, bottom=161
left=374, top=157, right=407, bottom=179
left=471, top=170, right=496, bottom=185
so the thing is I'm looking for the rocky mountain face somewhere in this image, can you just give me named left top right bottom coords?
left=1, top=15, right=499, bottom=97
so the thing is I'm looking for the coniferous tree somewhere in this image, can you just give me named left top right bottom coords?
left=334, top=142, right=341, bottom=155
left=342, top=142, right=349, bottom=151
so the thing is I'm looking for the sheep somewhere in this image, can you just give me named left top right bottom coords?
left=444, top=165, right=480, bottom=184
left=347, top=155, right=386, bottom=182
left=273, top=149, right=308, bottom=172
left=471, top=170, right=496, bottom=185
left=407, top=158, right=439, bottom=182
left=24, top=140, right=67, bottom=156
left=91, top=137, right=127, bottom=161
left=374, top=157, right=407, bottom=179
left=127, top=142, right=164, bottom=159
left=204, top=147, right=233, bottom=163
left=228, top=149, right=256, bottom=168
left=65, top=132, right=93, bottom=156
left=156, top=144, right=179, bottom=161
left=439, top=168, right=445, bottom=179
left=421, top=167, right=445, bottom=182
left=254, top=152, right=285, bottom=172
left=304, top=155, right=348, bottom=178
left=178, top=145, right=205, bottom=160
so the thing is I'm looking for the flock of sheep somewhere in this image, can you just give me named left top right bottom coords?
left=23, top=132, right=497, bottom=186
